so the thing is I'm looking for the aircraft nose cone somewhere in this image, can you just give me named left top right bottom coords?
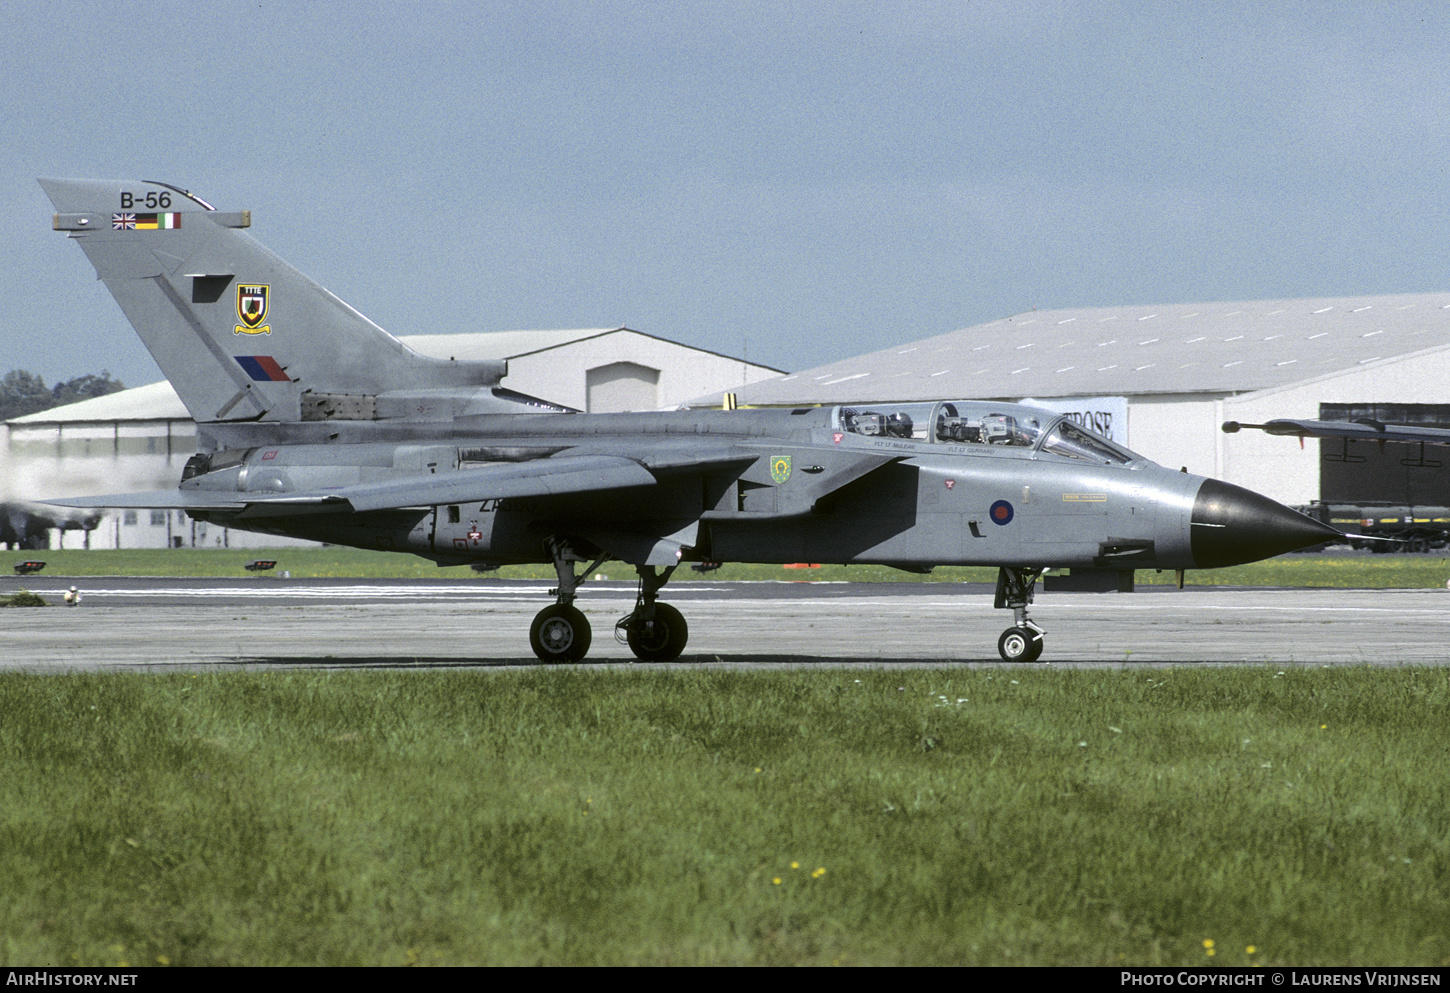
left=1191, top=478, right=1341, bottom=569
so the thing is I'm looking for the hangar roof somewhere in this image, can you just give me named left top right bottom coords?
left=401, top=327, right=627, bottom=361
left=6, top=380, right=190, bottom=425
left=697, top=292, right=1450, bottom=406
left=401, top=326, right=782, bottom=369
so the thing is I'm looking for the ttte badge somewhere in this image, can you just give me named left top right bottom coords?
left=235, top=284, right=271, bottom=335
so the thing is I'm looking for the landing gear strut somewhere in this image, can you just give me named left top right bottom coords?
left=994, top=566, right=1045, bottom=663
left=529, top=537, right=610, bottom=663
left=529, top=539, right=691, bottom=663
left=616, top=565, right=689, bottom=661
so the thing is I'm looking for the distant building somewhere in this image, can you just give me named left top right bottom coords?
left=3, top=328, right=780, bottom=549
left=402, top=327, right=774, bottom=412
left=3, top=381, right=196, bottom=550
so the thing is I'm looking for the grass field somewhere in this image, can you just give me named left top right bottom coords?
left=11, top=546, right=1450, bottom=588
left=2, top=667, right=1447, bottom=966
left=6, top=549, right=1448, bottom=965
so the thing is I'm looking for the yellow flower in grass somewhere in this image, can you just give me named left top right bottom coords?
left=1203, top=939, right=1215, bottom=956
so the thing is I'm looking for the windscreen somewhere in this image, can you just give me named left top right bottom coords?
left=1038, top=418, right=1136, bottom=464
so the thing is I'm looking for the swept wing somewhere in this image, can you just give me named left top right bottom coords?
left=45, top=452, right=748, bottom=516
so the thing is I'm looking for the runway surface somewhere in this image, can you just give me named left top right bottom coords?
left=4, top=576, right=1449, bottom=670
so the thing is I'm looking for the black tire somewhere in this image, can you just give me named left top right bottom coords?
left=998, top=626, right=1043, bottom=663
left=626, top=602, right=689, bottom=662
left=530, top=604, right=592, bottom=662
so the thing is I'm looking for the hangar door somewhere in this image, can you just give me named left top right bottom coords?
left=586, top=362, right=660, bottom=412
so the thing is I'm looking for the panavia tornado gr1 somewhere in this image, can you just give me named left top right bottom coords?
left=37, top=178, right=1339, bottom=662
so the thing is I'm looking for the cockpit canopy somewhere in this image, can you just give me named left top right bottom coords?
left=832, top=400, right=1138, bottom=465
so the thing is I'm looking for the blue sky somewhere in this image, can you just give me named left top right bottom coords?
left=6, top=0, right=1450, bottom=390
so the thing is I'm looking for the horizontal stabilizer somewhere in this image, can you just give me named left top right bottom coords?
left=45, top=490, right=251, bottom=512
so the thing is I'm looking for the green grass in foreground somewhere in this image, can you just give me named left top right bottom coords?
left=2, top=668, right=1447, bottom=966
left=16, top=546, right=1450, bottom=587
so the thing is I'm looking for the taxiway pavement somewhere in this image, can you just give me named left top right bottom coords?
left=3, top=577, right=1448, bottom=670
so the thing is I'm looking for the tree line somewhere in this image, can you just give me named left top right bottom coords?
left=0, top=369, right=126, bottom=421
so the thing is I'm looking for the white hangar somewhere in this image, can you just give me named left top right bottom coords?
left=697, top=292, right=1450, bottom=508
left=400, top=326, right=778, bottom=413
left=3, top=328, right=781, bottom=549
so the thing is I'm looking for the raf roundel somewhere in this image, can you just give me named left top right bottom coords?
left=989, top=499, right=1014, bottom=526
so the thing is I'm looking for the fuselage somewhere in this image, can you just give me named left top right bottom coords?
left=180, top=400, right=1330, bottom=573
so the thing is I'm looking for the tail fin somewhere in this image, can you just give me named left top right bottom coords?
left=40, top=178, right=506, bottom=424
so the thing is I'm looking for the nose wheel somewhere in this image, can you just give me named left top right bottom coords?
left=997, top=624, right=1044, bottom=663
left=994, top=567, right=1046, bottom=662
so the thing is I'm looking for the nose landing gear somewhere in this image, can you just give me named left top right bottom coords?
left=995, top=566, right=1045, bottom=663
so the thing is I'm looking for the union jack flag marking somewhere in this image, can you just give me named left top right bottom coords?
left=112, top=213, right=136, bottom=230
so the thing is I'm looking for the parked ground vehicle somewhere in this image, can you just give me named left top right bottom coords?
left=1297, top=502, right=1450, bottom=553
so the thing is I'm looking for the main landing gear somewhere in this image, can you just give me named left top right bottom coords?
left=528, top=539, right=690, bottom=663
left=529, top=538, right=609, bottom=663
left=995, top=566, right=1045, bottom=663
left=614, top=565, right=688, bottom=662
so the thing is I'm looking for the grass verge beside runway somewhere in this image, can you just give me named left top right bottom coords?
left=2, top=667, right=1447, bottom=966
left=13, top=546, right=1450, bottom=587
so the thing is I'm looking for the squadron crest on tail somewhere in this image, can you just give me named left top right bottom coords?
left=235, top=284, right=270, bottom=334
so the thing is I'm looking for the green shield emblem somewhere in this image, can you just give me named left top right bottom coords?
left=770, top=455, right=792, bottom=484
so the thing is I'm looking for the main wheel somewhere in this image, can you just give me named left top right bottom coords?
left=998, top=626, right=1043, bottom=663
left=530, top=604, right=592, bottom=662
left=626, top=602, right=689, bottom=662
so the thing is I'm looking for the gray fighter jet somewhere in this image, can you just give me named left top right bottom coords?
left=1224, top=418, right=1450, bottom=446
left=1, top=500, right=101, bottom=549
left=39, top=178, right=1339, bottom=662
